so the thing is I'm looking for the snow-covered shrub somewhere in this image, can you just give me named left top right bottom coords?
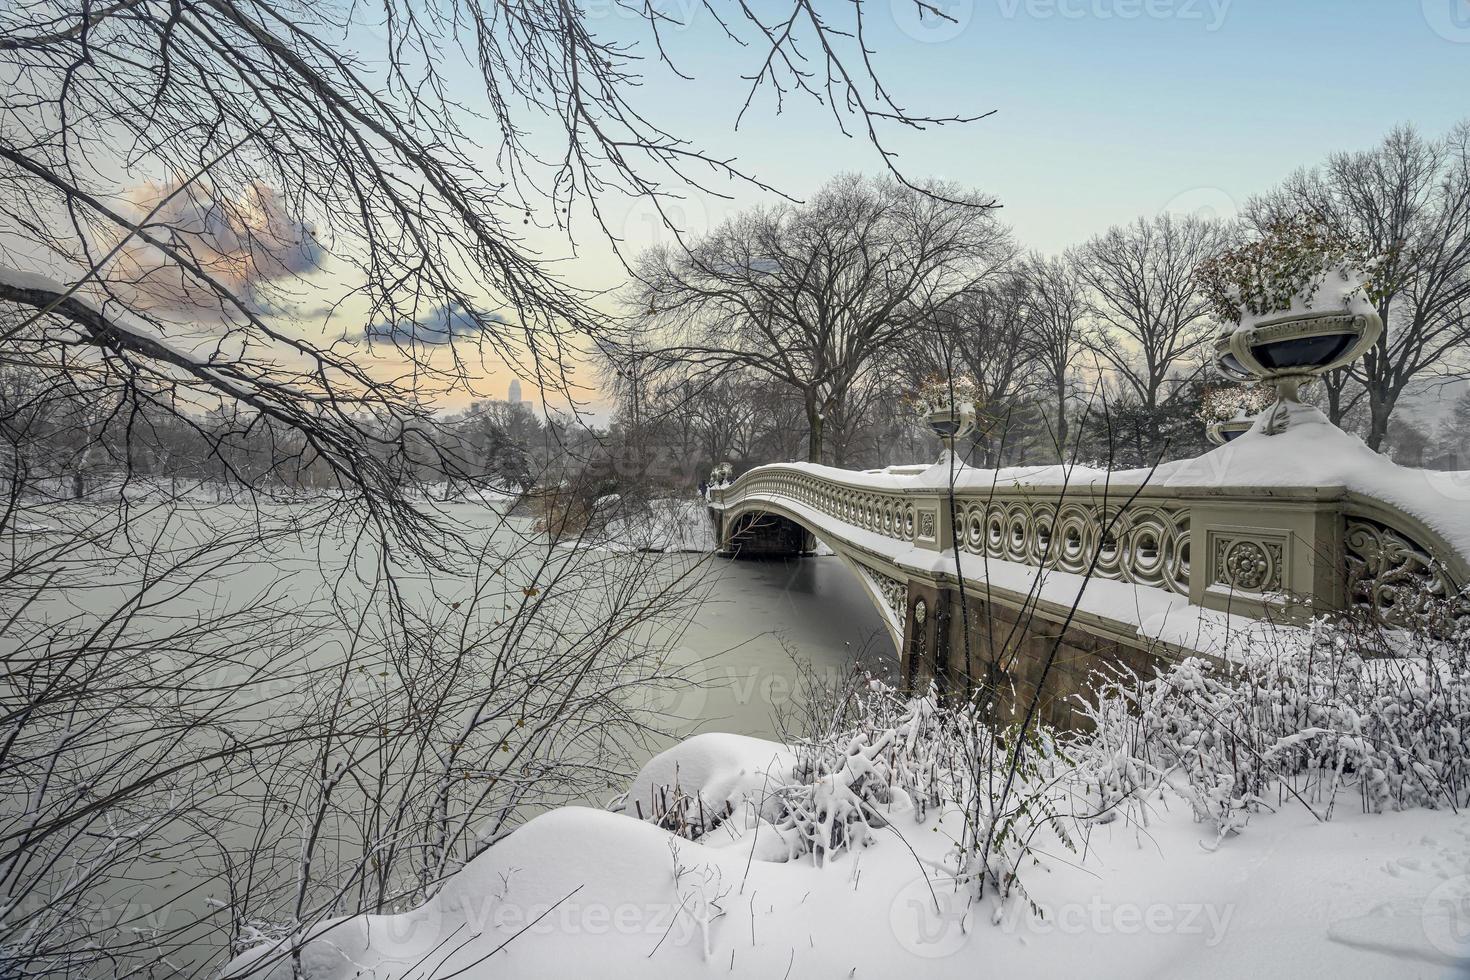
left=1075, top=616, right=1470, bottom=845
left=778, top=680, right=1076, bottom=915
left=628, top=676, right=1077, bottom=923
left=1069, top=671, right=1160, bottom=821
left=772, top=682, right=950, bottom=864
left=1198, top=382, right=1274, bottom=424
left=630, top=765, right=737, bottom=839
left=950, top=720, right=1076, bottom=918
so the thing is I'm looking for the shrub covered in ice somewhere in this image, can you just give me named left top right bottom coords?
left=630, top=679, right=1076, bottom=916
left=1075, top=613, right=1470, bottom=846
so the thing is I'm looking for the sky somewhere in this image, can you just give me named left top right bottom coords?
left=421, top=0, right=1468, bottom=407
left=27, top=1, right=1462, bottom=411
left=555, top=0, right=1469, bottom=269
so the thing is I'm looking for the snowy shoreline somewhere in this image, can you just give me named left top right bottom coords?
left=226, top=727, right=1470, bottom=979
left=590, top=496, right=718, bottom=554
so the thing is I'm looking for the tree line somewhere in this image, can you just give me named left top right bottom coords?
left=612, top=122, right=1470, bottom=482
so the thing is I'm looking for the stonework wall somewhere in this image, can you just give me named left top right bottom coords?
left=900, top=584, right=1170, bottom=730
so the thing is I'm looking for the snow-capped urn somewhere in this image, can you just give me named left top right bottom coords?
left=1199, top=382, right=1274, bottom=446
left=707, top=461, right=733, bottom=487
left=1197, top=213, right=1385, bottom=436
left=906, top=375, right=984, bottom=463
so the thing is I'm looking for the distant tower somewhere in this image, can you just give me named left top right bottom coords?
left=508, top=379, right=523, bottom=404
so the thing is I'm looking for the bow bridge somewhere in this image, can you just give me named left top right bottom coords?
left=706, top=418, right=1470, bottom=727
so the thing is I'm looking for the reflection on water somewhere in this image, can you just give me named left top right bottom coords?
left=664, top=554, right=892, bottom=743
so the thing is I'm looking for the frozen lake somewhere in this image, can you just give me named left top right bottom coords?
left=654, top=545, right=893, bottom=743
left=5, top=497, right=889, bottom=975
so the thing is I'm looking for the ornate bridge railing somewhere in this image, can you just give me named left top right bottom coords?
left=707, top=456, right=1470, bottom=640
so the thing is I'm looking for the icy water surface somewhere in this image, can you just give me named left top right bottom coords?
left=666, top=551, right=892, bottom=741
left=5, top=498, right=887, bottom=974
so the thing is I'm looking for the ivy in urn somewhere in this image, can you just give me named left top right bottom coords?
left=1199, top=382, right=1274, bottom=446
left=1197, top=213, right=1386, bottom=436
left=905, top=374, right=989, bottom=464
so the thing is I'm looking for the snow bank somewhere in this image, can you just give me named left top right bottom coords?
left=1157, top=402, right=1470, bottom=559
left=623, top=733, right=793, bottom=823
left=226, top=732, right=1470, bottom=979
left=224, top=807, right=744, bottom=980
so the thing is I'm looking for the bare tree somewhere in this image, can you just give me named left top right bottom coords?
left=891, top=270, right=1035, bottom=464
left=631, top=175, right=1009, bottom=463
left=824, top=372, right=906, bottom=468
left=1020, top=253, right=1088, bottom=461
left=686, top=375, right=759, bottom=475
left=1074, top=213, right=1229, bottom=415
left=0, top=1, right=985, bottom=975
left=749, top=378, right=813, bottom=464
left=1246, top=122, right=1470, bottom=449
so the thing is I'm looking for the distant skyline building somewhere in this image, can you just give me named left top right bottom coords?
left=508, top=379, right=522, bottom=404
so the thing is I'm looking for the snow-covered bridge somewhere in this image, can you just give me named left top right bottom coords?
left=707, top=411, right=1470, bottom=726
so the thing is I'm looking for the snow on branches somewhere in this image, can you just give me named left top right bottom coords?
left=1076, top=612, right=1470, bottom=847
left=904, top=374, right=983, bottom=418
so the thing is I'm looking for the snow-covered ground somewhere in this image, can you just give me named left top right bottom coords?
left=226, top=731, right=1470, bottom=979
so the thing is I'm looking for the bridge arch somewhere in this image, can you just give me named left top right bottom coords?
left=712, top=497, right=914, bottom=651
left=707, top=438, right=1470, bottom=725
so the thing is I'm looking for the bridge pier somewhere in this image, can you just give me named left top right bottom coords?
left=898, top=581, right=1163, bottom=729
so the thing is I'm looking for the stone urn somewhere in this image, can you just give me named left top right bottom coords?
left=1206, top=415, right=1255, bottom=446
left=925, top=404, right=977, bottom=464
left=1214, top=308, right=1382, bottom=435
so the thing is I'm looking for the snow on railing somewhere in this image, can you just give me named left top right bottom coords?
left=709, top=419, right=1470, bottom=631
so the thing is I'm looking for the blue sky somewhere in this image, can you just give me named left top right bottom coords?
left=339, top=0, right=1470, bottom=405
left=533, top=0, right=1469, bottom=278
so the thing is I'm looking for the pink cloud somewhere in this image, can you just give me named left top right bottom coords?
left=105, top=179, right=323, bottom=318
